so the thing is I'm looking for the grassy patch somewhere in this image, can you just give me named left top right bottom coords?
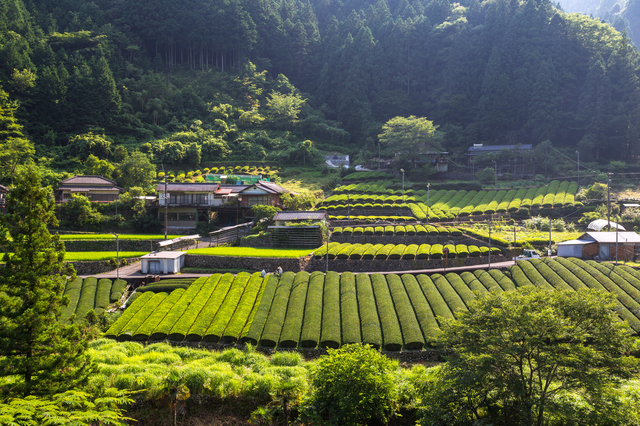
left=187, top=247, right=312, bottom=258
left=59, top=234, right=182, bottom=240
left=279, top=165, right=340, bottom=195
left=65, top=252, right=147, bottom=261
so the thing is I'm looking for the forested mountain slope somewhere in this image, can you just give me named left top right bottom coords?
left=1, top=0, right=639, bottom=179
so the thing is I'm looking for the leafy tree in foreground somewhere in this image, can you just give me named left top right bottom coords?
left=0, top=164, right=94, bottom=397
left=306, top=344, right=398, bottom=426
left=0, top=389, right=133, bottom=425
left=420, top=286, right=638, bottom=426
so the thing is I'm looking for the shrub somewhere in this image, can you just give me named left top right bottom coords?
left=94, top=279, right=112, bottom=315
left=389, top=244, right=407, bottom=260
left=384, top=226, right=395, bottom=236
left=444, top=272, right=476, bottom=307
left=455, top=244, right=469, bottom=258
left=152, top=277, right=207, bottom=341
left=416, top=275, right=455, bottom=321
left=119, top=292, right=168, bottom=340
left=340, top=272, right=361, bottom=344
left=104, top=292, right=155, bottom=338
left=351, top=243, right=372, bottom=260
left=279, top=272, right=310, bottom=347
left=320, top=271, right=341, bottom=348
left=401, top=274, right=440, bottom=344
left=431, top=274, right=467, bottom=315
left=241, top=275, right=278, bottom=345
left=133, top=289, right=185, bottom=341
left=362, top=244, right=383, bottom=260
left=309, top=344, right=398, bottom=425
left=185, top=273, right=235, bottom=341
left=375, top=244, right=395, bottom=260
left=386, top=275, right=424, bottom=350
left=259, top=272, right=295, bottom=347
left=300, top=272, right=325, bottom=348
left=110, top=279, right=127, bottom=303
left=76, top=277, right=98, bottom=322
left=355, top=274, right=382, bottom=349
left=430, top=244, right=444, bottom=259
left=222, top=273, right=265, bottom=343
left=59, top=277, right=83, bottom=323
left=402, top=244, right=419, bottom=260
left=416, top=244, right=431, bottom=259
left=371, top=274, right=402, bottom=351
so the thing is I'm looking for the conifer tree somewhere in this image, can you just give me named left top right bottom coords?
left=0, top=163, right=93, bottom=397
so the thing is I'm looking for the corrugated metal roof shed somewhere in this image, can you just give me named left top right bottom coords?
left=587, top=219, right=626, bottom=231
left=582, top=232, right=640, bottom=244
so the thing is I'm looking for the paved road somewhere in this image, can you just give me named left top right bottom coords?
left=81, top=259, right=518, bottom=279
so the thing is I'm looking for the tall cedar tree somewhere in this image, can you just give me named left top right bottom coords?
left=0, top=164, right=93, bottom=397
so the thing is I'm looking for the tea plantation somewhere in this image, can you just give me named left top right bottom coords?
left=59, top=277, right=128, bottom=323
left=104, top=258, right=640, bottom=349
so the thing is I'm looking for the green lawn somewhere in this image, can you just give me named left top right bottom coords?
left=187, top=247, right=312, bottom=258
left=58, top=234, right=181, bottom=241
left=65, top=252, right=147, bottom=261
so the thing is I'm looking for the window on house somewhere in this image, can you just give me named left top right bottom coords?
left=247, top=195, right=272, bottom=206
left=167, top=212, right=178, bottom=221
left=179, top=212, right=196, bottom=221
left=194, top=194, right=207, bottom=204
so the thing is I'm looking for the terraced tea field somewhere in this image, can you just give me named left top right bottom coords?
left=59, top=277, right=128, bottom=323
left=313, top=242, right=500, bottom=260
left=105, top=259, right=640, bottom=350
left=321, top=180, right=580, bottom=221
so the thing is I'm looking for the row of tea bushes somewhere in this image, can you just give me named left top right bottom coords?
left=328, top=215, right=417, bottom=222
left=104, top=260, right=640, bottom=348
left=341, top=171, right=394, bottom=181
left=332, top=225, right=463, bottom=236
left=324, top=181, right=581, bottom=219
left=312, top=242, right=500, bottom=260
left=59, top=277, right=127, bottom=323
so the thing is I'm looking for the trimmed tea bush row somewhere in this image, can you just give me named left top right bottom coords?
left=332, top=225, right=463, bottom=237
left=324, top=181, right=579, bottom=219
left=328, top=215, right=416, bottom=222
left=59, top=277, right=127, bottom=324
left=312, top=243, right=500, bottom=260
left=341, top=171, right=394, bottom=181
left=105, top=259, right=640, bottom=348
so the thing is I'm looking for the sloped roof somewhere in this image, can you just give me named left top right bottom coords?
left=587, top=219, right=626, bottom=231
left=256, top=181, right=290, bottom=194
left=60, top=175, right=118, bottom=186
left=467, top=144, right=533, bottom=153
left=581, top=232, right=640, bottom=244
left=156, top=182, right=220, bottom=192
left=274, top=211, right=327, bottom=221
left=219, top=184, right=249, bottom=193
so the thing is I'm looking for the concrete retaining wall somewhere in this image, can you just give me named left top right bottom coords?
left=66, top=257, right=141, bottom=275
left=185, top=255, right=310, bottom=272
left=62, top=240, right=161, bottom=252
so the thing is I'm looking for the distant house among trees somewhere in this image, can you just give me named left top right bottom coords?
left=56, top=175, right=122, bottom=202
left=466, top=144, right=533, bottom=164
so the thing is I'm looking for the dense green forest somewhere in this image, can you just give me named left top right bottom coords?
left=1, top=0, right=640, bottom=186
left=557, top=0, right=640, bottom=48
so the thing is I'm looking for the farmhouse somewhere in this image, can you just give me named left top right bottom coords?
left=556, top=231, right=640, bottom=260
left=56, top=175, right=122, bottom=202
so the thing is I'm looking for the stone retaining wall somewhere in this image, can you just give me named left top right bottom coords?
left=62, top=240, right=160, bottom=252
left=67, top=257, right=141, bottom=275
left=185, top=255, right=310, bottom=272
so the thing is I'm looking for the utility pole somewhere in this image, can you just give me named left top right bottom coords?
left=401, top=169, right=405, bottom=203
left=548, top=220, right=552, bottom=257
left=576, top=150, right=580, bottom=188
left=378, top=143, right=381, bottom=171
left=163, top=164, right=168, bottom=241
left=426, top=183, right=430, bottom=225
left=488, top=220, right=492, bottom=270
left=607, top=172, right=612, bottom=231
left=347, top=194, right=350, bottom=227
left=326, top=227, right=330, bottom=273
left=493, top=160, right=497, bottom=191
left=616, top=225, right=619, bottom=265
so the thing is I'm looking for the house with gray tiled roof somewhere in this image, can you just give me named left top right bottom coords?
left=56, top=175, right=122, bottom=202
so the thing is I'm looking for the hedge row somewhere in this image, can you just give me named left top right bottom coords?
left=320, top=271, right=341, bottom=349
left=332, top=225, right=463, bottom=237
left=341, top=171, right=394, bottom=181
left=324, top=181, right=579, bottom=219
left=315, top=242, right=499, bottom=260
left=169, top=274, right=222, bottom=341
left=104, top=291, right=155, bottom=338
left=328, top=215, right=417, bottom=222
left=151, top=277, right=208, bottom=340
left=340, top=272, right=361, bottom=345
left=259, top=272, right=295, bottom=347
left=186, top=273, right=235, bottom=341
left=300, top=271, right=325, bottom=348
left=279, top=272, right=310, bottom=347
left=356, top=274, right=382, bottom=349
left=222, top=272, right=266, bottom=343
left=59, top=277, right=83, bottom=323
left=133, top=289, right=185, bottom=341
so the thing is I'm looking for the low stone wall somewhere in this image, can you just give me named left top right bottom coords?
left=67, top=257, right=141, bottom=275
left=185, top=255, right=310, bottom=272
left=62, top=240, right=160, bottom=252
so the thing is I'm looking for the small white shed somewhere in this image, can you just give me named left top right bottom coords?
left=141, top=251, right=186, bottom=274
